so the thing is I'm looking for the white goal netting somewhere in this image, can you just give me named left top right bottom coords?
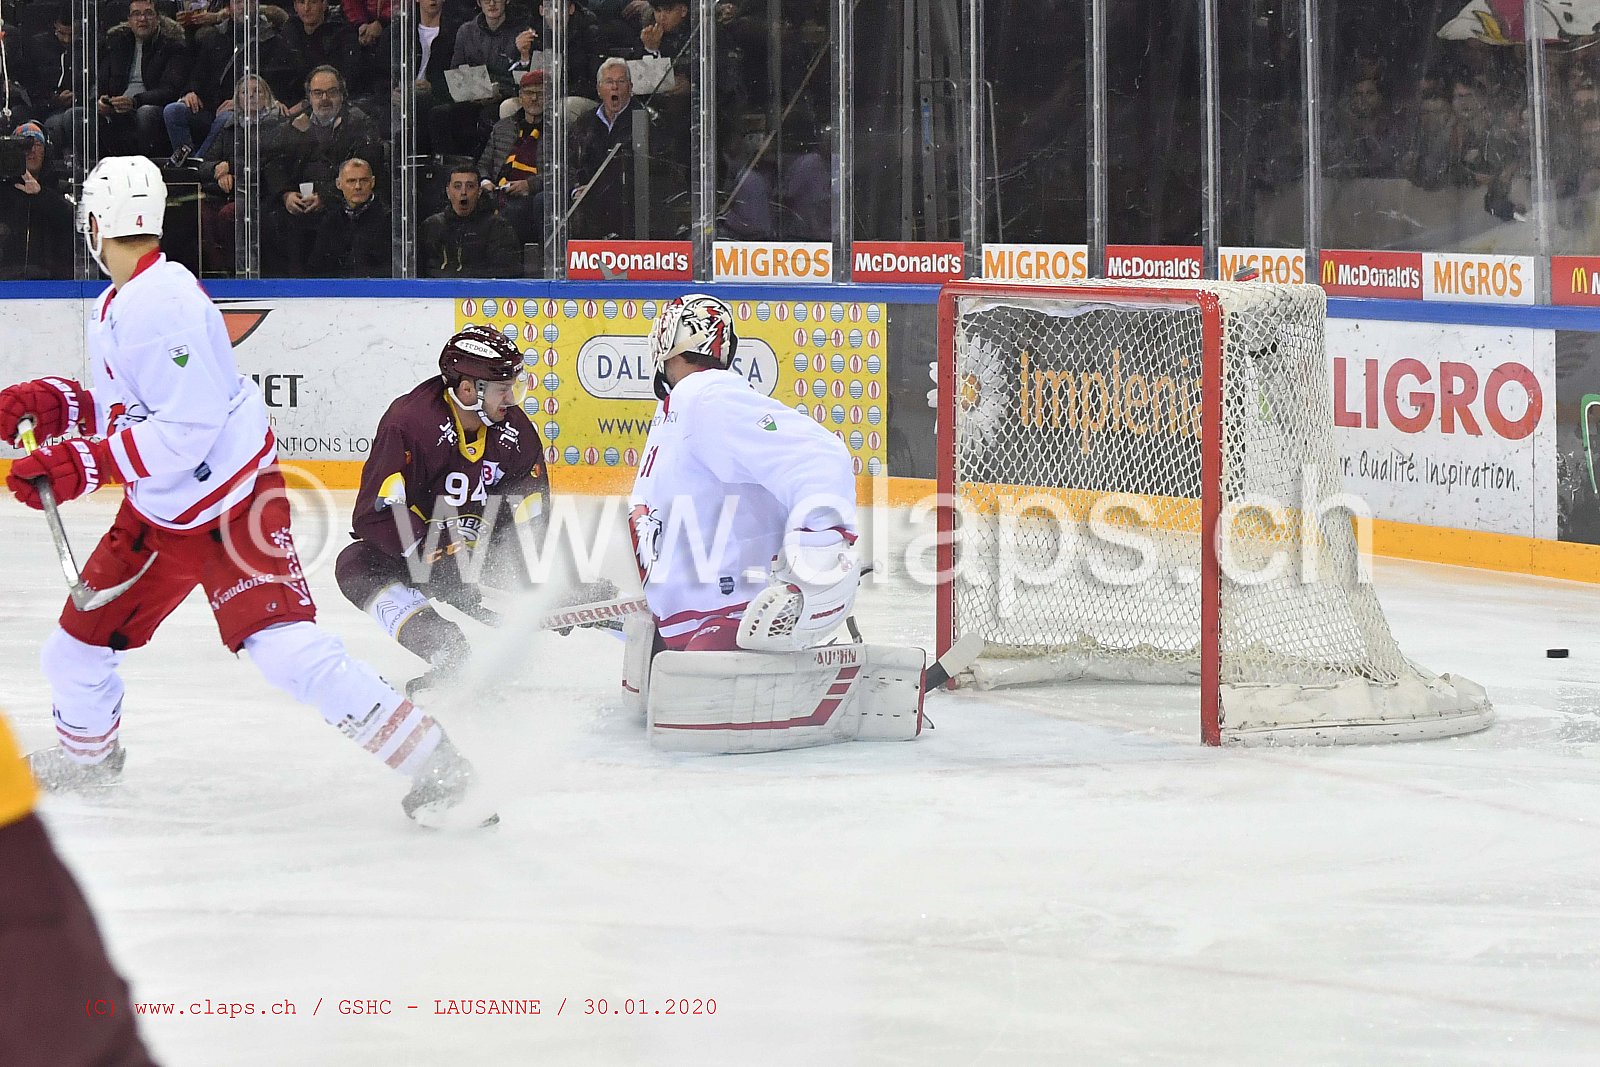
left=941, top=280, right=1492, bottom=745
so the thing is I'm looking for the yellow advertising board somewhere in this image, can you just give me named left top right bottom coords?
left=454, top=296, right=890, bottom=493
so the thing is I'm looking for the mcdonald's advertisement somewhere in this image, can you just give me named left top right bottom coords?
left=1553, top=257, right=1600, bottom=307
left=453, top=296, right=891, bottom=485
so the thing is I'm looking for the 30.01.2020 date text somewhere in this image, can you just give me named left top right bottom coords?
left=584, top=998, right=716, bottom=1016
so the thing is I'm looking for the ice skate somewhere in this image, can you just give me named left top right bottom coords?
left=27, top=743, right=126, bottom=792
left=403, top=635, right=473, bottom=699
left=404, top=656, right=467, bottom=700
left=402, top=736, right=499, bottom=829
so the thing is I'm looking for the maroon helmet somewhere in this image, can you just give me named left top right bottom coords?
left=438, top=326, right=528, bottom=423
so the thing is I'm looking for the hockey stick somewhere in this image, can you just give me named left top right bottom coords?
left=16, top=418, right=156, bottom=612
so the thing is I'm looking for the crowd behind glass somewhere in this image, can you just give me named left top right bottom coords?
left=0, top=0, right=1583, bottom=280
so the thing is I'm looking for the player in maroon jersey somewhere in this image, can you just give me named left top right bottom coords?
left=335, top=326, right=551, bottom=695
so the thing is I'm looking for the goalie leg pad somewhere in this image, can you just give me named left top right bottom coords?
left=647, top=643, right=925, bottom=753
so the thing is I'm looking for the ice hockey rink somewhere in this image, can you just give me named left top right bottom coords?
left=4, top=488, right=1599, bottom=1067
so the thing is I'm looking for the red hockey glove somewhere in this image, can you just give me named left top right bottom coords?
left=6, top=438, right=120, bottom=510
left=0, top=377, right=94, bottom=445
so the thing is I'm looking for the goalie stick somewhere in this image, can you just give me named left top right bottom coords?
left=924, top=632, right=983, bottom=693
left=476, top=594, right=649, bottom=633
left=16, top=418, right=156, bottom=611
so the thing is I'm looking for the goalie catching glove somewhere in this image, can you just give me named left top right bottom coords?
left=737, top=529, right=859, bottom=652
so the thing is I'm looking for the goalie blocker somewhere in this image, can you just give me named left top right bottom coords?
left=647, top=642, right=928, bottom=753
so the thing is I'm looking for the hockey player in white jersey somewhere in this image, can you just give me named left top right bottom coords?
left=626, top=294, right=930, bottom=752
left=0, top=157, right=494, bottom=828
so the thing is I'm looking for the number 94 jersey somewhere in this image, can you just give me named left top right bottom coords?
left=351, top=377, right=549, bottom=558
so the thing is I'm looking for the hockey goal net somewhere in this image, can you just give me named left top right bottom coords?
left=934, top=279, right=1492, bottom=745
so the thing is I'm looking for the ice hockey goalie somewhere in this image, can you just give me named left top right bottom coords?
left=625, top=294, right=927, bottom=752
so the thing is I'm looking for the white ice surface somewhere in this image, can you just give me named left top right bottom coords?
left=3, top=490, right=1600, bottom=1066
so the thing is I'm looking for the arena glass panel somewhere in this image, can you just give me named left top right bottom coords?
left=1, top=0, right=86, bottom=279
left=845, top=0, right=963, bottom=244
left=552, top=3, right=693, bottom=248
left=711, top=0, right=833, bottom=244
left=1315, top=0, right=1536, bottom=256
left=1215, top=0, right=1306, bottom=264
left=977, top=0, right=1086, bottom=248
left=1102, top=0, right=1201, bottom=251
left=1541, top=34, right=1600, bottom=257
left=241, top=0, right=393, bottom=278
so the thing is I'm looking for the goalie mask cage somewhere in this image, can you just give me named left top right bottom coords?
left=933, top=279, right=1493, bottom=746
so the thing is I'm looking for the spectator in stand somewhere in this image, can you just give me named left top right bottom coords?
left=196, top=73, right=290, bottom=267
left=1446, top=78, right=1513, bottom=190
left=776, top=104, right=828, bottom=239
left=479, top=69, right=546, bottom=246
left=1554, top=70, right=1600, bottom=228
left=0, top=121, right=73, bottom=279
left=428, top=0, right=530, bottom=157
left=712, top=0, right=769, bottom=111
left=177, top=0, right=232, bottom=37
left=588, top=0, right=652, bottom=56
left=1402, top=87, right=1453, bottom=191
left=308, top=156, right=392, bottom=275
left=637, top=0, right=691, bottom=158
left=640, top=0, right=687, bottom=65
left=1327, top=74, right=1400, bottom=179
left=569, top=55, right=639, bottom=238
left=644, top=0, right=693, bottom=164
left=263, top=63, right=384, bottom=273
left=167, top=0, right=296, bottom=160
left=0, top=12, right=38, bottom=131
left=405, top=0, right=464, bottom=155
left=717, top=124, right=775, bottom=238
left=419, top=162, right=519, bottom=275
left=344, top=0, right=392, bottom=49
left=23, top=4, right=75, bottom=145
left=1563, top=110, right=1600, bottom=227
left=281, top=0, right=360, bottom=90
left=510, top=1, right=603, bottom=101
left=96, top=0, right=192, bottom=157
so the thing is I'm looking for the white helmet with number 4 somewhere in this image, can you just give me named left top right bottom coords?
left=647, top=293, right=738, bottom=398
left=78, top=156, right=166, bottom=275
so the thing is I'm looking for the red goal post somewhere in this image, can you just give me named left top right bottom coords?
left=933, top=278, right=1492, bottom=746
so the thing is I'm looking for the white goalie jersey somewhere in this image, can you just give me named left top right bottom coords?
left=628, top=367, right=857, bottom=648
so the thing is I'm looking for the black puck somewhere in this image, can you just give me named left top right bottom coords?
left=1547, top=648, right=1569, bottom=658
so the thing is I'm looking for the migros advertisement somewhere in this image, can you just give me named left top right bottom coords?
left=1328, top=318, right=1555, bottom=537
left=453, top=296, right=889, bottom=486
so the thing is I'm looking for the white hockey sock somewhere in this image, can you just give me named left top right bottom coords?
left=243, top=621, right=443, bottom=776
left=41, top=627, right=125, bottom=763
left=366, top=583, right=431, bottom=640
left=338, top=699, right=445, bottom=776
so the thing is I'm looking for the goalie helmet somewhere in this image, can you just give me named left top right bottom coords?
left=647, top=294, right=738, bottom=398
left=438, top=326, right=528, bottom=424
left=77, top=156, right=166, bottom=276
